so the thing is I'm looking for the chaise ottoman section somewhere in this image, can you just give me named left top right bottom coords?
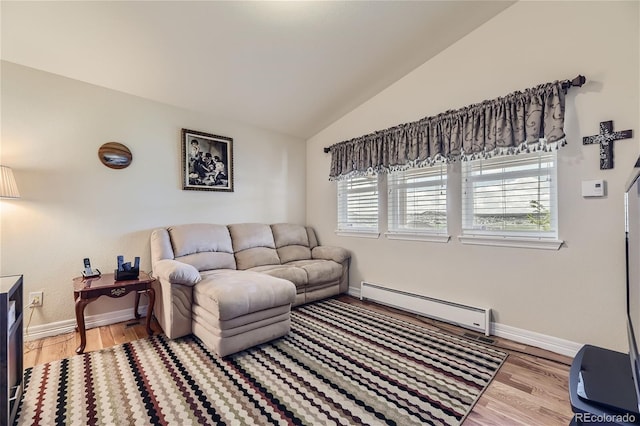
left=191, top=269, right=296, bottom=357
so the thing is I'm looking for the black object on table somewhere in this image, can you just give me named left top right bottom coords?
left=569, top=344, right=640, bottom=425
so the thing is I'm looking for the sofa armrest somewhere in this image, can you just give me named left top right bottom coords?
left=152, top=259, right=202, bottom=286
left=311, top=246, right=350, bottom=264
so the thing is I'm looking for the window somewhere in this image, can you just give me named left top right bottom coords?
left=461, top=151, right=560, bottom=247
left=387, top=165, right=448, bottom=240
left=334, top=150, right=562, bottom=249
left=337, top=175, right=379, bottom=236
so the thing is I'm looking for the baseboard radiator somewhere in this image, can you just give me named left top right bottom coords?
left=360, top=282, right=491, bottom=336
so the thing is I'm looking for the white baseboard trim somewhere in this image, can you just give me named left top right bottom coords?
left=491, top=322, right=582, bottom=358
left=347, top=287, right=581, bottom=357
left=347, top=286, right=361, bottom=299
left=26, top=296, right=582, bottom=358
left=24, top=305, right=149, bottom=341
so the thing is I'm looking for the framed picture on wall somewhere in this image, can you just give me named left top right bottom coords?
left=181, top=128, right=234, bottom=192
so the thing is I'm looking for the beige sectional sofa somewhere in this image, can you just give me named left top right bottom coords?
left=150, top=222, right=350, bottom=356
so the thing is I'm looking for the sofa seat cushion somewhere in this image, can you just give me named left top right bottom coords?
left=194, top=270, right=295, bottom=321
left=249, top=265, right=308, bottom=289
left=286, top=259, right=343, bottom=287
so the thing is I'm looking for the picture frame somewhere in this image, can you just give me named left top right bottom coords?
left=181, top=128, right=234, bottom=192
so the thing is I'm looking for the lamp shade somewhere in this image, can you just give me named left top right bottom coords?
left=0, top=166, right=20, bottom=199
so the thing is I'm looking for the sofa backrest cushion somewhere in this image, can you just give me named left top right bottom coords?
left=229, top=223, right=281, bottom=270
left=306, top=226, right=319, bottom=249
left=150, top=228, right=176, bottom=264
left=271, top=223, right=312, bottom=264
left=168, top=224, right=237, bottom=271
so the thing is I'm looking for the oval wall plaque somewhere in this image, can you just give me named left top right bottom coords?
left=98, top=142, right=132, bottom=169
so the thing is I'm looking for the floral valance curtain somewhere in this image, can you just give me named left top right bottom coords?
left=329, top=80, right=567, bottom=180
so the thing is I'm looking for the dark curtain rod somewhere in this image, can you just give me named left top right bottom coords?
left=323, top=74, right=586, bottom=154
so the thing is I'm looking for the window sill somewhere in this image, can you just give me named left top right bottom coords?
left=458, top=234, right=563, bottom=250
left=335, top=230, right=380, bottom=239
left=385, top=232, right=450, bottom=243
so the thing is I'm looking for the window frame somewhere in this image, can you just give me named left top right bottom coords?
left=336, top=174, right=381, bottom=238
left=459, top=150, right=563, bottom=250
left=385, top=164, right=450, bottom=243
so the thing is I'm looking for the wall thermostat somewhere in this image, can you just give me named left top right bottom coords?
left=582, top=179, right=606, bottom=197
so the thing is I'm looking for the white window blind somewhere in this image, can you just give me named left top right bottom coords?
left=462, top=151, right=557, bottom=238
left=388, top=165, right=447, bottom=235
left=337, top=175, right=379, bottom=233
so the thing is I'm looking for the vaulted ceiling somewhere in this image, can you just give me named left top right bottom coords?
left=1, top=1, right=513, bottom=139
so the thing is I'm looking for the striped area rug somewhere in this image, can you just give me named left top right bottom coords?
left=16, top=299, right=506, bottom=425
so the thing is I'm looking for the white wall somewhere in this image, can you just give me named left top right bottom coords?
left=0, top=61, right=306, bottom=326
left=307, top=1, right=639, bottom=351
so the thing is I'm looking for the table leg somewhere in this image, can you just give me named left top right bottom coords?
left=73, top=291, right=79, bottom=331
left=75, top=297, right=96, bottom=354
left=145, top=288, right=155, bottom=336
left=134, top=291, right=142, bottom=319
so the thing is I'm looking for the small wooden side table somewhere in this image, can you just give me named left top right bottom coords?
left=72, top=272, right=155, bottom=354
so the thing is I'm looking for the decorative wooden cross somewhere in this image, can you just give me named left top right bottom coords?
left=583, top=120, right=633, bottom=169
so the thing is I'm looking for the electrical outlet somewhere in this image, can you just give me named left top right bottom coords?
left=28, top=291, right=43, bottom=307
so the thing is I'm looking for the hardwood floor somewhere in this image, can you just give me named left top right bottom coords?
left=23, top=317, right=164, bottom=367
left=23, top=296, right=574, bottom=425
